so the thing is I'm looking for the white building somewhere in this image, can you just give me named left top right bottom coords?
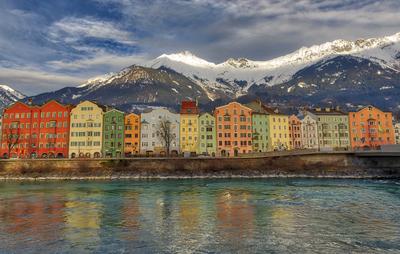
left=140, top=108, right=180, bottom=155
left=395, top=123, right=400, bottom=144
left=300, top=113, right=319, bottom=149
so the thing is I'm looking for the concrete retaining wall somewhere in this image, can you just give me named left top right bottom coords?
left=0, top=153, right=399, bottom=179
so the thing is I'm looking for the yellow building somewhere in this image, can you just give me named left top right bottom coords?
left=269, top=113, right=290, bottom=151
left=179, top=101, right=199, bottom=155
left=69, top=101, right=105, bottom=158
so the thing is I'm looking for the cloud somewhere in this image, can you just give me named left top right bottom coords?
left=48, top=17, right=136, bottom=46
left=46, top=51, right=149, bottom=71
left=0, top=67, right=86, bottom=95
left=0, top=0, right=400, bottom=95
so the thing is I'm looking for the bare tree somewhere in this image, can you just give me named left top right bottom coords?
left=157, top=118, right=176, bottom=156
left=4, top=126, right=21, bottom=158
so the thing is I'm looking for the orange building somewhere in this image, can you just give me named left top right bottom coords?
left=349, top=105, right=395, bottom=150
left=289, top=115, right=302, bottom=149
left=124, top=113, right=141, bottom=156
left=215, top=102, right=252, bottom=157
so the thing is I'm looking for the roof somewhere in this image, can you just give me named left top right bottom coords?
left=308, top=107, right=347, bottom=116
left=245, top=100, right=280, bottom=115
left=350, top=105, right=392, bottom=114
left=215, top=101, right=253, bottom=112
left=180, top=100, right=199, bottom=114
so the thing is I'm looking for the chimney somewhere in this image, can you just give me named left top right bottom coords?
left=28, top=98, right=33, bottom=105
left=325, top=108, right=330, bottom=112
left=335, top=106, right=340, bottom=111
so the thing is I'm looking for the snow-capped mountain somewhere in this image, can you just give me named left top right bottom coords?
left=25, top=32, right=400, bottom=114
left=27, top=65, right=213, bottom=111
left=146, top=32, right=400, bottom=98
left=0, top=84, right=25, bottom=111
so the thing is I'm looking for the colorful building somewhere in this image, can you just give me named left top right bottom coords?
left=299, top=112, right=319, bottom=149
left=250, top=112, right=269, bottom=153
left=0, top=116, right=2, bottom=152
left=246, top=100, right=290, bottom=151
left=124, top=113, right=141, bottom=156
left=1, top=100, right=71, bottom=159
left=180, top=101, right=199, bottom=155
left=308, top=107, right=350, bottom=150
left=103, top=109, right=125, bottom=158
left=215, top=102, right=252, bottom=157
left=198, top=113, right=217, bottom=156
left=349, top=106, right=395, bottom=149
left=140, top=108, right=180, bottom=155
left=394, top=123, right=400, bottom=144
left=69, top=101, right=104, bottom=158
left=289, top=115, right=302, bottom=149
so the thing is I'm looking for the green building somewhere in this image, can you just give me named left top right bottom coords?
left=307, top=108, right=350, bottom=150
left=103, top=109, right=125, bottom=158
left=251, top=113, right=269, bottom=152
left=198, top=113, right=217, bottom=156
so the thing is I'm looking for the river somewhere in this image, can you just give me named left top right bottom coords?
left=0, top=179, right=399, bottom=253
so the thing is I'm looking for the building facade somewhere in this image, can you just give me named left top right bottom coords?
left=300, top=113, right=319, bottom=149
left=246, top=100, right=290, bottom=151
left=289, top=115, right=302, bottom=149
left=215, top=102, right=252, bottom=157
left=349, top=106, right=395, bottom=149
left=140, top=108, right=180, bottom=155
left=198, top=113, right=217, bottom=156
left=103, top=109, right=125, bottom=158
left=0, top=116, right=2, bottom=152
left=124, top=113, right=141, bottom=156
left=251, top=113, right=269, bottom=153
left=0, top=101, right=71, bottom=159
left=69, top=101, right=104, bottom=158
left=308, top=108, right=350, bottom=150
left=394, top=123, right=400, bottom=145
left=180, top=101, right=199, bottom=155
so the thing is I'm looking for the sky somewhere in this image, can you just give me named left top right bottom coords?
left=0, top=0, right=399, bottom=95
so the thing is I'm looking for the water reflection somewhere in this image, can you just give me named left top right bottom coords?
left=0, top=179, right=399, bottom=253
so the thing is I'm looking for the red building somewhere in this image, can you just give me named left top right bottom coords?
left=1, top=100, right=72, bottom=158
left=289, top=115, right=302, bottom=149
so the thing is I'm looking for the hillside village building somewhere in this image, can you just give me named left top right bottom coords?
left=179, top=101, right=199, bottom=155
left=0, top=116, right=2, bottom=152
left=0, top=100, right=71, bottom=159
left=395, top=123, right=400, bottom=145
left=198, top=113, right=217, bottom=156
left=299, top=113, right=319, bottom=149
left=69, top=101, right=104, bottom=158
left=103, top=109, right=125, bottom=158
left=289, top=115, right=302, bottom=149
left=140, top=108, right=180, bottom=155
left=349, top=106, right=395, bottom=149
left=308, top=108, right=350, bottom=150
left=215, top=102, right=253, bottom=157
left=124, top=113, right=141, bottom=156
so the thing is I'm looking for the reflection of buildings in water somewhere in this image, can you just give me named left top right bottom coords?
left=64, top=194, right=102, bottom=250
left=0, top=194, right=65, bottom=247
left=216, top=190, right=255, bottom=246
left=179, top=192, right=200, bottom=234
left=121, top=192, right=141, bottom=241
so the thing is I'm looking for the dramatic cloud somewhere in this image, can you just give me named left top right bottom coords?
left=0, top=0, right=399, bottom=94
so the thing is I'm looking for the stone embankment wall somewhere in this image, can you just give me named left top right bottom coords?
left=0, top=152, right=399, bottom=179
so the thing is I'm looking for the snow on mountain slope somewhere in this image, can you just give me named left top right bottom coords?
left=0, top=84, right=26, bottom=111
left=145, top=32, right=400, bottom=97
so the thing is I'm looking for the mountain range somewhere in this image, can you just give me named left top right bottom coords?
left=1, top=32, right=400, bottom=115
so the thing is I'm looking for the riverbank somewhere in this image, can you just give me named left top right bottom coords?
left=0, top=152, right=399, bottom=179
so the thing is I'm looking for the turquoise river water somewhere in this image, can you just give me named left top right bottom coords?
left=0, top=179, right=399, bottom=253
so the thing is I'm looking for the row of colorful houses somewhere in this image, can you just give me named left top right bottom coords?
left=0, top=99, right=398, bottom=159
